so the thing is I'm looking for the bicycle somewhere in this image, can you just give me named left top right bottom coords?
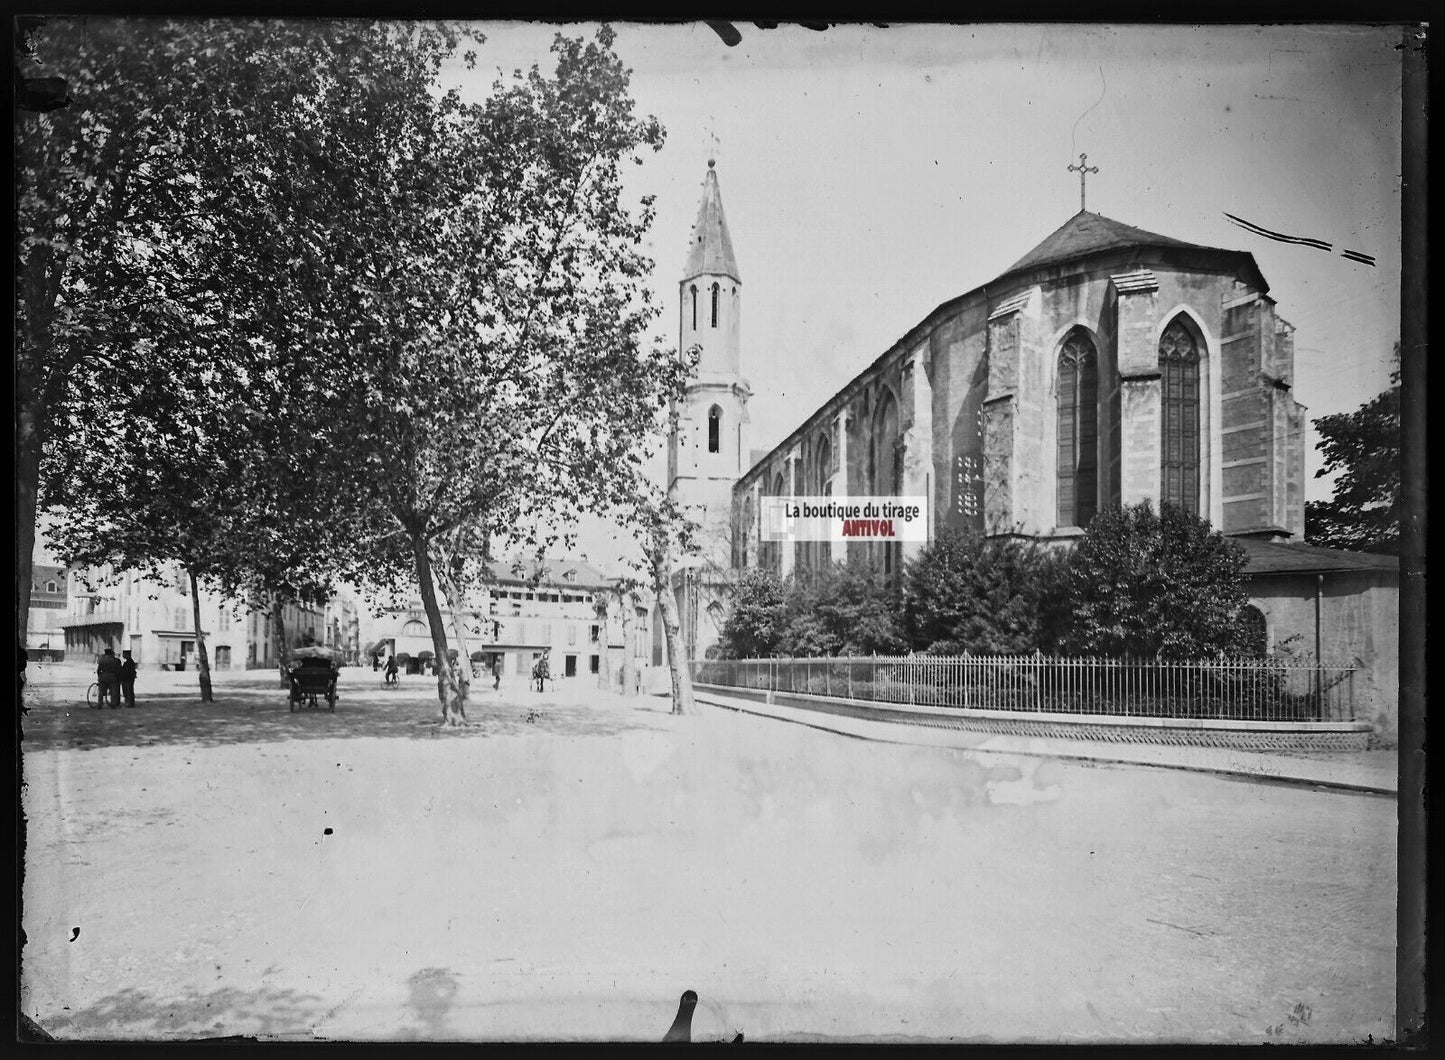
left=87, top=682, right=99, bottom=709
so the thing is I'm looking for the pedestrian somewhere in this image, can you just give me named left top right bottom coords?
left=96, top=647, right=122, bottom=709
left=120, top=649, right=138, bottom=708
left=492, top=658, right=502, bottom=691
left=384, top=654, right=399, bottom=685
left=372, top=653, right=380, bottom=672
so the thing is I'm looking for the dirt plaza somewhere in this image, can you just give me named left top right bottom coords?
left=20, top=662, right=1395, bottom=1043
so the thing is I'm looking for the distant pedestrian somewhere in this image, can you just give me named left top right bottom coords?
left=492, top=659, right=502, bottom=691
left=120, top=649, right=138, bottom=708
left=96, top=647, right=121, bottom=709
left=372, top=653, right=380, bottom=672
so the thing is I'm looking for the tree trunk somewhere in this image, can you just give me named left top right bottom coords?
left=619, top=595, right=636, bottom=697
left=411, top=529, right=465, bottom=725
left=188, top=565, right=214, bottom=702
left=653, top=568, right=695, bottom=715
left=272, top=594, right=289, bottom=687
left=15, top=379, right=43, bottom=681
left=431, top=544, right=474, bottom=709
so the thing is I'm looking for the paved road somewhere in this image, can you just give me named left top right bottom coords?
left=20, top=666, right=1395, bottom=1043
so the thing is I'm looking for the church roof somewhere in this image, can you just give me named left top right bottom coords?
left=1236, top=538, right=1399, bottom=576
left=682, top=161, right=740, bottom=283
left=1001, top=210, right=1215, bottom=277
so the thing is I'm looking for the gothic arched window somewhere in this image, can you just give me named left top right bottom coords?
left=813, top=433, right=834, bottom=569
left=740, top=492, right=756, bottom=567
left=710, top=282, right=720, bottom=328
left=1057, top=330, right=1099, bottom=528
left=690, top=284, right=698, bottom=330
left=868, top=389, right=900, bottom=495
left=769, top=471, right=787, bottom=571
left=1159, top=318, right=1201, bottom=515
left=708, top=405, right=722, bottom=453
left=869, top=388, right=902, bottom=580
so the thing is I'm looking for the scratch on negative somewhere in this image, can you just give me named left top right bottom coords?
left=1146, top=917, right=1210, bottom=938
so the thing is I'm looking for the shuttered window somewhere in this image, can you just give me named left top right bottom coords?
left=1057, top=332, right=1099, bottom=527
left=1159, top=320, right=1201, bottom=515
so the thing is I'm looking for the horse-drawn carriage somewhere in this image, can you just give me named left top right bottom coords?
left=288, top=645, right=342, bottom=712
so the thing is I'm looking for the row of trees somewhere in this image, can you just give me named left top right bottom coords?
left=716, top=502, right=1261, bottom=660
left=18, top=19, right=698, bottom=721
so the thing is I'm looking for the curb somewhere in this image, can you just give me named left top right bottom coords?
left=696, top=692, right=1397, bottom=798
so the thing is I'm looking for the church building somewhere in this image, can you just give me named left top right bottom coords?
left=732, top=208, right=1308, bottom=572
left=664, top=160, right=1396, bottom=738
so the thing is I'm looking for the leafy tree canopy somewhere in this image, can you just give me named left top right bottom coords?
left=1306, top=350, right=1400, bottom=555
left=777, top=559, right=908, bottom=657
left=900, top=529, right=1055, bottom=655
left=23, top=20, right=689, bottom=724
left=1051, top=502, right=1254, bottom=659
left=716, top=567, right=789, bottom=659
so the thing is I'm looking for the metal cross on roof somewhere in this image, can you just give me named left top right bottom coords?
left=1067, top=152, right=1099, bottom=211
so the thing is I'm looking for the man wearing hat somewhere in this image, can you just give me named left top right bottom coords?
left=96, top=647, right=122, bottom=709
left=120, top=649, right=138, bottom=708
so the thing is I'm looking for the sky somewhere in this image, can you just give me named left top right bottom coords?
left=33, top=21, right=1406, bottom=571
left=437, top=21, right=1405, bottom=568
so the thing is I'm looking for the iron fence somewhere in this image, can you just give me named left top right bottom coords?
left=691, top=654, right=1357, bottom=723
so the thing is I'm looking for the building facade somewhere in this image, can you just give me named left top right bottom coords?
left=27, top=563, right=68, bottom=660
left=362, top=559, right=653, bottom=691
left=60, top=563, right=326, bottom=671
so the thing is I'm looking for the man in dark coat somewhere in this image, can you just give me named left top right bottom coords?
left=96, top=647, right=122, bottom=709
left=120, top=649, right=138, bottom=707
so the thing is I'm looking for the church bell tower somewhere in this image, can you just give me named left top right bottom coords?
left=668, top=159, right=751, bottom=570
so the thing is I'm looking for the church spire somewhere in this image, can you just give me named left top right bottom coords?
left=683, top=159, right=740, bottom=283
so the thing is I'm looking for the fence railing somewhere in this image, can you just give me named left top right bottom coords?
left=691, top=654, right=1358, bottom=723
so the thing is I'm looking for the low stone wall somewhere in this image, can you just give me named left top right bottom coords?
left=695, top=684, right=1376, bottom=753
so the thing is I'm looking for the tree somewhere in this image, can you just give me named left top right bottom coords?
left=627, top=486, right=699, bottom=715
left=716, top=567, right=789, bottom=658
left=212, top=25, right=686, bottom=727
left=900, top=529, right=1053, bottom=654
left=30, top=22, right=688, bottom=725
left=1306, top=351, right=1400, bottom=554
left=777, top=560, right=908, bottom=657
left=1050, top=502, right=1254, bottom=658
left=15, top=17, right=371, bottom=675
left=43, top=337, right=357, bottom=700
